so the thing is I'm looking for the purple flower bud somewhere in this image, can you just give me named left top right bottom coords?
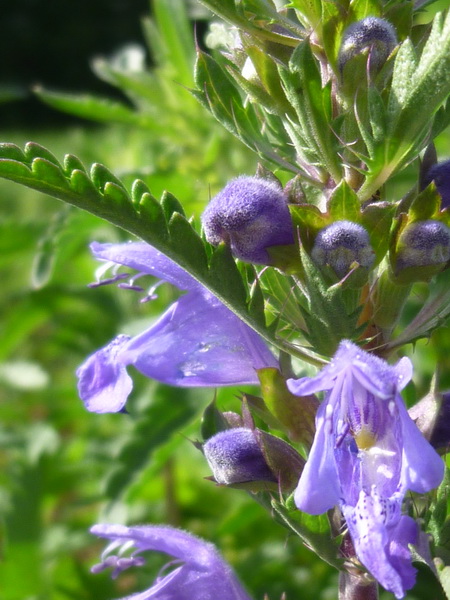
left=422, top=159, right=450, bottom=209
left=395, top=220, right=450, bottom=270
left=430, top=392, right=450, bottom=450
left=311, top=220, right=375, bottom=278
left=338, top=17, right=397, bottom=72
left=203, top=427, right=276, bottom=485
left=201, top=176, right=294, bottom=264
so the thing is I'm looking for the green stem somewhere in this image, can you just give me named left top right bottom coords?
left=372, top=265, right=412, bottom=338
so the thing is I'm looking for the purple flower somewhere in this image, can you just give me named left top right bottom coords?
left=90, top=523, right=253, bottom=600
left=201, top=176, right=294, bottom=264
left=287, top=341, right=444, bottom=599
left=77, top=242, right=278, bottom=413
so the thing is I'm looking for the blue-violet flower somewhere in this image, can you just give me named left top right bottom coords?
left=201, top=176, right=294, bottom=264
left=287, top=340, right=443, bottom=599
left=77, top=242, right=277, bottom=413
left=91, top=523, right=252, bottom=600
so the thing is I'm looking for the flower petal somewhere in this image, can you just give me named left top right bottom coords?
left=120, top=291, right=277, bottom=388
left=342, top=491, right=417, bottom=599
left=90, top=241, right=199, bottom=291
left=77, top=335, right=133, bottom=413
left=396, top=396, right=444, bottom=492
left=294, top=399, right=340, bottom=513
left=90, top=524, right=253, bottom=600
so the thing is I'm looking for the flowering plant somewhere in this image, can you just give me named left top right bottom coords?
left=2, top=0, right=450, bottom=599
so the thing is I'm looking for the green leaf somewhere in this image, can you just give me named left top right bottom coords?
left=0, top=142, right=322, bottom=366
left=387, top=269, right=450, bottom=349
left=34, top=88, right=146, bottom=126
left=359, top=12, right=450, bottom=200
left=360, top=202, right=396, bottom=265
left=285, top=41, right=342, bottom=182
left=328, top=180, right=360, bottom=222
left=296, top=247, right=364, bottom=356
left=151, top=0, right=195, bottom=88
left=201, top=400, right=231, bottom=440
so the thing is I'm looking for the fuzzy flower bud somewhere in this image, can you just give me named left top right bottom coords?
left=311, top=220, right=375, bottom=279
left=430, top=392, right=450, bottom=450
left=422, top=159, right=450, bottom=210
left=338, top=16, right=397, bottom=72
left=203, top=427, right=304, bottom=492
left=201, top=176, right=294, bottom=264
left=395, top=220, right=450, bottom=273
left=203, top=427, right=276, bottom=485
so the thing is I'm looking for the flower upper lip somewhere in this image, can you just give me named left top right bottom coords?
left=77, top=241, right=278, bottom=413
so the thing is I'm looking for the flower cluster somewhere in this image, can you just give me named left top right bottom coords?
left=64, top=5, right=450, bottom=600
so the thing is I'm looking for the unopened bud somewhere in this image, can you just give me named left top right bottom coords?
left=311, top=221, right=375, bottom=279
left=201, top=176, right=294, bottom=264
left=422, top=159, right=450, bottom=210
left=203, top=427, right=276, bottom=485
left=395, top=220, right=450, bottom=274
left=430, top=392, right=450, bottom=450
left=203, top=426, right=304, bottom=492
left=338, top=17, right=397, bottom=72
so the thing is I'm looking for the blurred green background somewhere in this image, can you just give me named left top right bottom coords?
left=0, top=1, right=449, bottom=599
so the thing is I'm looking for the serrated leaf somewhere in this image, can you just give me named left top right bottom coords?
left=168, top=213, right=209, bottom=276
left=286, top=42, right=342, bottom=182
left=69, top=169, right=102, bottom=200
left=63, top=153, right=86, bottom=175
left=138, top=192, right=168, bottom=239
left=25, top=142, right=60, bottom=166
left=0, top=143, right=26, bottom=162
left=359, top=12, right=450, bottom=200
left=387, top=269, right=450, bottom=349
left=388, top=38, right=418, bottom=118
left=161, top=190, right=186, bottom=219
left=297, top=247, right=363, bottom=355
left=207, top=244, right=248, bottom=309
left=90, top=162, right=127, bottom=193
left=31, top=159, right=70, bottom=193
left=0, top=142, right=321, bottom=365
left=131, top=178, right=152, bottom=204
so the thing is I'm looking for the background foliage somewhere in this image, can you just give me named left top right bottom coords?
left=0, top=1, right=449, bottom=599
